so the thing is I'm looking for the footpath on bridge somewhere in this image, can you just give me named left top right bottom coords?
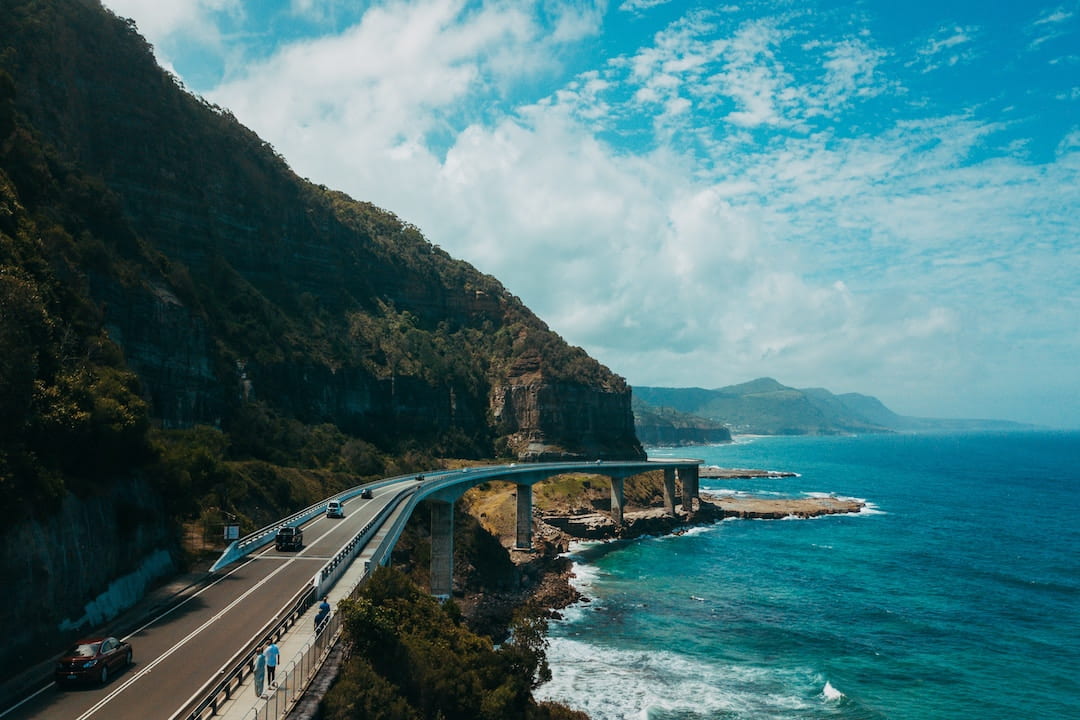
left=213, top=494, right=411, bottom=720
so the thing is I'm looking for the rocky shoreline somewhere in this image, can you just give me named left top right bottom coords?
left=462, top=473, right=866, bottom=638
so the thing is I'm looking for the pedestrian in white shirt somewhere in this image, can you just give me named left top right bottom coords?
left=264, top=642, right=280, bottom=685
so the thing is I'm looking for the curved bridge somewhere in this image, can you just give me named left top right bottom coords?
left=2, top=459, right=700, bottom=720
left=214, top=458, right=703, bottom=598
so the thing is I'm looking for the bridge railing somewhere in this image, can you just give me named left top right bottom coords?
left=235, top=486, right=429, bottom=720
left=181, top=578, right=316, bottom=720
left=210, top=474, right=420, bottom=572
left=312, top=484, right=417, bottom=598
left=192, top=460, right=704, bottom=718
left=186, top=477, right=426, bottom=720
left=237, top=607, right=344, bottom=720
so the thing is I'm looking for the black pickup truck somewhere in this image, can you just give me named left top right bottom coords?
left=275, top=526, right=303, bottom=551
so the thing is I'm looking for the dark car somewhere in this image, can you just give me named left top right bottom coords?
left=359, top=488, right=373, bottom=499
left=275, top=525, right=303, bottom=551
left=55, top=636, right=132, bottom=685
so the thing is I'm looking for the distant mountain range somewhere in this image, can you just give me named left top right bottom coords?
left=634, top=378, right=1036, bottom=438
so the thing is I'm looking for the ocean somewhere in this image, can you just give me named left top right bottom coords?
left=533, top=431, right=1080, bottom=719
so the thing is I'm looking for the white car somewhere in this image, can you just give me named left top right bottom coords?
left=326, top=500, right=344, bottom=518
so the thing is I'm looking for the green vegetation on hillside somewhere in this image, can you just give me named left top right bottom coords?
left=635, top=378, right=893, bottom=435
left=632, top=397, right=733, bottom=446
left=323, top=566, right=588, bottom=720
left=635, top=378, right=1035, bottom=435
left=0, top=0, right=638, bottom=518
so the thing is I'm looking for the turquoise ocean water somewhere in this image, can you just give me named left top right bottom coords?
left=534, top=432, right=1080, bottom=719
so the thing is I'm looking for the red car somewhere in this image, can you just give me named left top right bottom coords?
left=54, top=636, right=132, bottom=685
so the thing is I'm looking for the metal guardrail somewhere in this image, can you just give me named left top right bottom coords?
left=184, top=479, right=425, bottom=720
left=190, top=460, right=703, bottom=718
left=233, top=486, right=428, bottom=720
left=182, top=582, right=316, bottom=720
left=210, top=475, right=420, bottom=572
left=237, top=608, right=343, bottom=720
left=312, top=486, right=417, bottom=598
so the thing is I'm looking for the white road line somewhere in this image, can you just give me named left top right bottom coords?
left=76, top=516, right=356, bottom=720
left=0, top=560, right=250, bottom=720
left=0, top=510, right=379, bottom=720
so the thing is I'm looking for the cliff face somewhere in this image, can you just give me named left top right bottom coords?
left=493, top=379, right=645, bottom=461
left=1, top=477, right=177, bottom=667
left=0, top=0, right=641, bottom=461
left=0, top=0, right=644, bottom=673
left=632, top=397, right=732, bottom=448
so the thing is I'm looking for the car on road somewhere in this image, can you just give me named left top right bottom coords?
left=55, top=636, right=132, bottom=685
left=275, top=525, right=303, bottom=550
left=359, top=488, right=373, bottom=499
left=326, top=500, right=344, bottom=518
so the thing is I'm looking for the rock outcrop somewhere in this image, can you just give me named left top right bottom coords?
left=1, top=476, right=178, bottom=669
left=632, top=397, right=732, bottom=447
left=493, top=374, right=645, bottom=461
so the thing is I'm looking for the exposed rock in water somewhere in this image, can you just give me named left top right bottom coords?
left=458, top=481, right=865, bottom=641
left=699, top=466, right=799, bottom=479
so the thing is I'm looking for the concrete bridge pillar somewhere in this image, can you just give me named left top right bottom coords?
left=430, top=501, right=454, bottom=599
left=678, top=466, right=700, bottom=514
left=663, top=468, right=677, bottom=516
left=515, top=483, right=533, bottom=550
left=610, top=476, right=625, bottom=526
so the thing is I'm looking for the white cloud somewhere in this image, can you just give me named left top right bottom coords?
left=1026, top=5, right=1076, bottom=50
left=619, top=0, right=673, bottom=12
left=104, top=0, right=240, bottom=58
left=913, top=25, right=979, bottom=72
left=104, top=0, right=1080, bottom=426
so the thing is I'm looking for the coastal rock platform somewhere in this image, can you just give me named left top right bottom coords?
left=459, top=467, right=866, bottom=640
left=706, top=493, right=864, bottom=519
left=699, top=466, right=798, bottom=479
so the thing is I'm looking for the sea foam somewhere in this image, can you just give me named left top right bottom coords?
left=535, top=637, right=816, bottom=720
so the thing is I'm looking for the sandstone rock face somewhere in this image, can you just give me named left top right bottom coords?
left=492, top=378, right=645, bottom=461
left=1, top=476, right=177, bottom=669
left=95, top=274, right=225, bottom=428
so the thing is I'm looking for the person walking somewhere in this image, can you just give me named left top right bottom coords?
left=253, top=647, right=266, bottom=697
left=315, top=596, right=331, bottom=633
left=264, top=641, right=280, bottom=686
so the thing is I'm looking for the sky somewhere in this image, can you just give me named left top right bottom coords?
left=100, top=0, right=1080, bottom=428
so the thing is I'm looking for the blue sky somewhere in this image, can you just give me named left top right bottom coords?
left=102, top=0, right=1080, bottom=428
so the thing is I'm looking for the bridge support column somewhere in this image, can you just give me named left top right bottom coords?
left=678, top=466, right=700, bottom=515
left=610, top=476, right=625, bottom=526
left=663, top=468, right=677, bottom=516
left=430, top=501, right=454, bottom=599
left=515, top=483, right=533, bottom=550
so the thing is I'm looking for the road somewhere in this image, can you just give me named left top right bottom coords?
left=2, top=458, right=701, bottom=719
left=1, top=487, right=397, bottom=720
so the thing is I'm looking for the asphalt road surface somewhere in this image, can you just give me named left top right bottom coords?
left=2, top=490, right=393, bottom=720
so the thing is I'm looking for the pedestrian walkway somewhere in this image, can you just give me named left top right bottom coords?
left=214, top=498, right=411, bottom=720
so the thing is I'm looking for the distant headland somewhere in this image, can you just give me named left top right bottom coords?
left=633, top=377, right=1039, bottom=440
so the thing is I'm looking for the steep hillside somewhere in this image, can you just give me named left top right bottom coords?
left=0, top=0, right=643, bottom=461
left=631, top=397, right=732, bottom=446
left=0, top=0, right=641, bottom=670
left=635, top=378, right=886, bottom=435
